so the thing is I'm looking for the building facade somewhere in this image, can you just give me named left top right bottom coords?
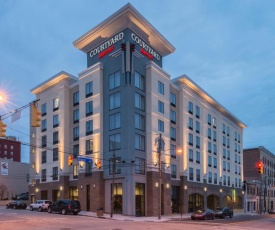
left=0, top=136, right=21, bottom=162
left=29, top=3, right=246, bottom=216
left=243, top=147, right=275, bottom=213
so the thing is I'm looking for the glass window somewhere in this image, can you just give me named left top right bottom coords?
left=170, top=92, right=176, bottom=106
left=222, top=124, right=226, bottom=134
left=208, top=142, right=212, bottom=153
left=158, top=81, right=164, bottom=95
left=214, top=173, right=218, bottom=184
left=208, top=114, right=211, bottom=125
left=135, top=92, right=145, bottom=111
left=86, top=139, right=93, bottom=154
left=189, top=149, right=193, bottom=162
left=227, top=162, right=231, bottom=172
left=41, top=119, right=47, bottom=132
left=73, top=144, right=79, bottom=159
left=41, top=151, right=46, bottom=164
left=73, top=109, right=79, bottom=123
left=213, top=144, right=217, bottom=155
left=134, top=72, right=145, bottom=91
left=207, top=128, right=211, bottom=139
left=86, top=101, right=93, bottom=116
left=208, top=172, right=212, bottom=183
left=171, top=164, right=176, bottom=178
left=53, top=131, right=59, bottom=144
left=214, top=158, right=217, bottom=168
left=196, top=151, right=200, bottom=164
left=188, top=117, right=193, bottom=130
left=228, top=176, right=231, bottom=186
left=41, top=169, right=46, bottom=182
left=110, top=92, right=121, bottom=110
left=85, top=81, right=93, bottom=97
left=110, top=113, right=121, bottom=130
left=170, top=144, right=176, bottom=158
left=158, top=120, right=164, bottom=132
left=109, top=71, right=121, bottom=90
left=42, top=135, right=47, bottom=147
left=53, top=148, right=58, bottom=161
left=73, top=91, right=79, bottom=106
left=223, top=175, right=226, bottom=186
left=135, top=113, right=145, bottom=131
left=170, top=127, right=176, bottom=141
left=135, top=157, right=145, bottom=174
left=208, top=156, right=212, bottom=167
left=170, top=110, right=176, bottom=124
left=188, top=133, right=193, bottom=146
left=158, top=100, right=164, bottom=114
left=195, top=106, right=200, bottom=118
left=188, top=101, right=193, bottom=114
left=227, top=126, right=230, bottom=136
left=189, top=167, right=194, bottom=181
left=41, top=103, right=47, bottom=116
left=86, top=120, right=93, bottom=135
left=135, top=134, right=145, bottom=151
left=196, top=169, right=200, bottom=182
left=53, top=98, right=59, bottom=111
left=53, top=114, right=59, bottom=128
left=73, top=126, right=79, bottom=141
left=73, top=165, right=79, bottom=179
left=195, top=121, right=200, bottom=133
left=213, top=130, right=217, bottom=141
left=223, top=161, right=226, bottom=171
left=196, top=136, right=200, bottom=149
left=109, top=133, right=121, bottom=150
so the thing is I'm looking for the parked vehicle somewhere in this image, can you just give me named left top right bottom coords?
left=268, top=209, right=275, bottom=214
left=47, top=199, right=81, bottom=215
left=30, top=200, right=52, bottom=212
left=17, top=193, right=29, bottom=200
left=191, top=209, right=215, bottom=220
left=6, top=201, right=27, bottom=209
left=215, top=207, right=233, bottom=218
left=11, top=192, right=28, bottom=200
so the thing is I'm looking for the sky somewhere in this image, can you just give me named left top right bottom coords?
left=0, top=0, right=275, bottom=163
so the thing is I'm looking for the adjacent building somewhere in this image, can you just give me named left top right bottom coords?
left=29, top=3, right=246, bottom=216
left=0, top=136, right=21, bottom=162
left=243, top=147, right=275, bottom=213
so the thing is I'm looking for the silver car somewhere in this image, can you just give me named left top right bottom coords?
left=30, top=200, right=52, bottom=212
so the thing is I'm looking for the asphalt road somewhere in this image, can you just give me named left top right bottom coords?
left=1, top=206, right=275, bottom=230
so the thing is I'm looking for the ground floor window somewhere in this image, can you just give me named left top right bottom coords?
left=52, top=189, right=60, bottom=202
left=135, top=183, right=145, bottom=216
left=112, top=183, right=123, bottom=214
left=41, top=190, right=47, bottom=200
left=69, top=186, right=78, bottom=200
left=171, top=186, right=180, bottom=213
left=188, top=193, right=204, bottom=213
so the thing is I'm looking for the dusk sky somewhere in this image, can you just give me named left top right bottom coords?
left=1, top=0, right=275, bottom=163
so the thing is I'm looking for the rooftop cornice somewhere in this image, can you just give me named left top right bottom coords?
left=73, top=3, right=175, bottom=57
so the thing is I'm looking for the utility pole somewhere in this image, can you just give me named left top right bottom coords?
left=158, top=133, right=162, bottom=220
left=110, top=150, right=116, bottom=218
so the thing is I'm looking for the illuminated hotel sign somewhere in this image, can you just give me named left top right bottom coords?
left=89, top=32, right=124, bottom=58
left=131, top=33, right=160, bottom=60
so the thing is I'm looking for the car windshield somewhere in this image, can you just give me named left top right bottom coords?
left=194, top=209, right=204, bottom=213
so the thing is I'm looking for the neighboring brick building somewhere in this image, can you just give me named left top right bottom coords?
left=243, top=147, right=275, bottom=213
left=0, top=136, right=21, bottom=162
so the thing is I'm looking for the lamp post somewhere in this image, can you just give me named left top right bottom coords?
left=157, top=133, right=162, bottom=220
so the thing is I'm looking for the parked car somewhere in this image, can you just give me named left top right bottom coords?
left=268, top=209, right=275, bottom=214
left=11, top=192, right=28, bottom=200
left=191, top=209, right=215, bottom=220
left=6, top=201, right=27, bottom=209
left=47, top=199, right=81, bottom=215
left=215, top=207, right=233, bottom=218
left=30, top=200, right=52, bottom=212
left=17, top=193, right=29, bottom=200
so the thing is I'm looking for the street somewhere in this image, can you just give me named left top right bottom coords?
left=0, top=206, right=275, bottom=230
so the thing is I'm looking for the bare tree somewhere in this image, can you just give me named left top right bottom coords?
left=0, top=183, right=8, bottom=200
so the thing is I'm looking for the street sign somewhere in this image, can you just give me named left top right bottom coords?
left=77, top=156, right=93, bottom=163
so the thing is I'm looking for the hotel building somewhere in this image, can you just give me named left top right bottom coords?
left=29, top=3, right=246, bottom=216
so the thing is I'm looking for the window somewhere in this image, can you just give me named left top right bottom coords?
left=170, top=127, right=176, bottom=141
left=135, top=92, right=145, bottom=111
left=188, top=133, right=193, bottom=146
left=208, top=172, right=212, bottom=183
left=212, top=117, right=217, bottom=128
left=135, top=113, right=145, bottom=131
left=109, top=157, right=121, bottom=174
left=196, top=151, right=200, bottom=164
left=110, top=113, right=121, bottom=130
left=135, top=134, right=145, bottom=151
left=196, top=136, right=200, bottom=149
left=73, top=126, right=79, bottom=141
left=227, top=176, right=231, bottom=186
left=86, top=120, right=93, bottom=135
left=73, top=165, right=79, bottom=179
left=188, top=101, right=193, bottom=114
left=196, top=169, right=201, bottom=182
left=170, top=110, right=176, bottom=124
left=41, top=119, right=47, bottom=132
left=227, top=138, right=230, bottom=148
left=73, top=91, right=79, bottom=106
left=189, top=149, right=193, bottom=162
left=42, top=151, right=46, bottom=164
left=135, top=158, right=145, bottom=174
left=208, top=156, right=212, bottom=167
left=189, top=167, right=194, bottom=181
left=134, top=72, right=145, bottom=91
left=41, top=103, right=47, bottom=116
left=158, top=81, right=164, bottom=95
left=158, top=120, right=164, bottom=132
left=85, top=162, right=92, bottom=174
left=53, top=114, right=59, bottom=128
left=223, top=136, right=226, bottom=146
left=158, top=100, right=164, bottom=114
left=85, top=81, right=93, bottom=97
left=227, top=126, right=230, bottom=136
left=195, top=121, right=200, bottom=134
left=227, top=150, right=230, bottom=160
left=234, top=131, right=237, bottom=141
left=42, top=135, right=47, bottom=147
left=86, top=139, right=93, bottom=154
left=207, top=128, right=211, bottom=139
left=73, top=109, right=79, bottom=124
left=227, top=162, right=231, bottom=172
left=52, top=167, right=58, bottom=181
left=195, top=106, right=200, bottom=118
left=213, top=144, right=217, bottom=155
left=41, top=169, right=46, bottom=182
left=222, top=124, right=226, bottom=134
left=171, top=164, right=177, bottom=178
left=208, top=114, right=211, bottom=125
left=214, top=158, right=217, bottom=168
left=109, top=71, right=121, bottom=90
left=53, top=98, right=59, bottom=111
left=73, top=144, right=79, bottom=159
left=86, top=101, right=93, bottom=116
left=223, top=161, right=226, bottom=171
left=214, top=173, right=217, bottom=184
left=188, top=117, right=193, bottom=130
left=223, top=175, right=226, bottom=186
left=109, top=133, right=121, bottom=150
left=53, top=131, right=59, bottom=144
left=53, top=148, right=58, bottom=161
left=213, top=130, right=217, bottom=141
left=170, top=144, right=176, bottom=158
left=208, top=142, right=212, bottom=153
left=170, top=92, right=176, bottom=107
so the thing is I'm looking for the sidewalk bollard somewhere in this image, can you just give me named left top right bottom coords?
left=97, top=208, right=104, bottom=217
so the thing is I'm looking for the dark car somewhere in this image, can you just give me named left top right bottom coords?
left=215, top=207, right=233, bottom=218
left=48, top=199, right=81, bottom=215
left=268, top=209, right=275, bottom=214
left=191, top=209, right=215, bottom=220
left=6, top=201, right=27, bottom=209
left=17, top=193, right=29, bottom=200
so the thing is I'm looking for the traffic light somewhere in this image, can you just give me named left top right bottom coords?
left=96, top=160, right=101, bottom=169
left=68, top=155, right=73, bottom=166
left=257, top=162, right=263, bottom=174
left=0, top=119, right=7, bottom=137
left=31, top=104, right=41, bottom=127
